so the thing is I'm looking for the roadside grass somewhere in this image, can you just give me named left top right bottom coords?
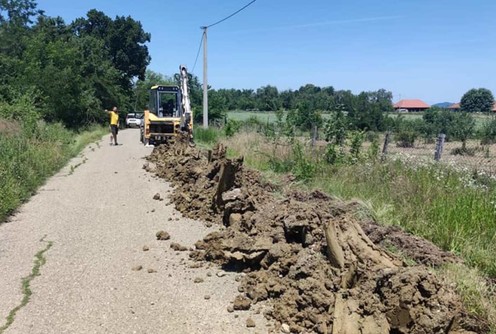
left=438, top=263, right=496, bottom=331
left=217, top=131, right=496, bottom=329
left=0, top=121, right=106, bottom=222
left=193, top=126, right=222, bottom=148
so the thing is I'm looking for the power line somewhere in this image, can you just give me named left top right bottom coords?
left=191, top=32, right=204, bottom=74
left=193, top=0, right=256, bottom=71
left=206, top=0, right=256, bottom=28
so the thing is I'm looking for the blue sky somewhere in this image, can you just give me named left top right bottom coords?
left=37, top=0, right=495, bottom=104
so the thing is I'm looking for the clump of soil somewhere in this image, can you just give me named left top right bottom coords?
left=147, top=142, right=273, bottom=224
left=170, top=242, right=188, bottom=251
left=148, top=139, right=488, bottom=333
left=156, top=230, right=170, bottom=240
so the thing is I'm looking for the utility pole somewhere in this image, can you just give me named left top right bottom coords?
left=201, top=26, right=208, bottom=129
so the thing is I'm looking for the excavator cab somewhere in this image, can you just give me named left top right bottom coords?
left=141, top=66, right=193, bottom=146
left=141, top=86, right=181, bottom=145
left=150, top=86, right=182, bottom=118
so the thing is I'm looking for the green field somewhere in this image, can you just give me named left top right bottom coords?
left=228, top=111, right=496, bottom=130
left=227, top=111, right=278, bottom=123
left=227, top=110, right=334, bottom=123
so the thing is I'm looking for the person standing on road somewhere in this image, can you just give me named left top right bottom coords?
left=105, top=107, right=120, bottom=146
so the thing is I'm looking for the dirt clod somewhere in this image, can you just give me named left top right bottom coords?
left=131, top=265, right=143, bottom=271
left=153, top=193, right=161, bottom=200
left=156, top=230, right=170, bottom=240
left=246, top=318, right=255, bottom=328
left=147, top=268, right=157, bottom=273
left=233, top=295, right=251, bottom=311
left=194, top=277, right=204, bottom=283
left=143, top=245, right=150, bottom=251
left=170, top=243, right=188, bottom=251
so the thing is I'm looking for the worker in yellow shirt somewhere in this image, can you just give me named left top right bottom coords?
left=105, top=106, right=120, bottom=146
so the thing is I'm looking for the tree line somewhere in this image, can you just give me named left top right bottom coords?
left=0, top=0, right=150, bottom=128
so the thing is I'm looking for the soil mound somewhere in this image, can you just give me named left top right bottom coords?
left=147, top=141, right=487, bottom=334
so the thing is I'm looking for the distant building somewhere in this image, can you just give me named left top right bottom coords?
left=448, top=103, right=460, bottom=111
left=393, top=99, right=430, bottom=112
left=448, top=102, right=496, bottom=112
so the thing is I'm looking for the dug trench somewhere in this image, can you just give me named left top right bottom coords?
left=146, top=136, right=488, bottom=334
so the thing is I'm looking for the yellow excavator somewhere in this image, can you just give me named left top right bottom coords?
left=140, top=65, right=193, bottom=145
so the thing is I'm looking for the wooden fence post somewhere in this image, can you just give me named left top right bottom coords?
left=434, top=134, right=446, bottom=161
left=381, top=132, right=390, bottom=162
left=311, top=124, right=317, bottom=147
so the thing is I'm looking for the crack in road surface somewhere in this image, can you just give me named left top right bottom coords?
left=0, top=236, right=53, bottom=334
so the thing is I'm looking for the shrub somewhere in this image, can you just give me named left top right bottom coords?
left=479, top=118, right=496, bottom=145
left=367, top=137, right=380, bottom=161
left=291, top=141, right=316, bottom=181
left=395, top=130, right=417, bottom=148
left=224, top=119, right=241, bottom=137
left=325, top=143, right=346, bottom=165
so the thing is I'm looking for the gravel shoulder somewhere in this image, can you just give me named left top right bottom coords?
left=0, top=129, right=266, bottom=334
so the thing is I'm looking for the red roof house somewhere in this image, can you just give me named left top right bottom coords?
left=448, top=103, right=460, bottom=111
left=393, top=99, right=430, bottom=112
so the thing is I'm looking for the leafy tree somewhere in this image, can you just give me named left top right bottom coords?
left=460, top=88, right=494, bottom=113
left=0, top=0, right=43, bottom=98
left=71, top=9, right=151, bottom=85
left=450, top=112, right=475, bottom=149
left=0, top=2, right=150, bottom=128
left=256, top=85, right=280, bottom=111
left=0, top=0, right=42, bottom=26
left=348, top=90, right=390, bottom=131
left=294, top=99, right=321, bottom=131
left=423, top=108, right=455, bottom=139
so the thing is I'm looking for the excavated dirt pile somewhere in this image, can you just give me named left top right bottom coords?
left=147, top=139, right=487, bottom=334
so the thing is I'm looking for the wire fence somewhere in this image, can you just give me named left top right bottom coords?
left=381, top=132, right=496, bottom=176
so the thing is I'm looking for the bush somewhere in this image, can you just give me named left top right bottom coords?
left=224, top=119, right=241, bottom=137
left=325, top=143, right=345, bottom=165
left=479, top=118, right=496, bottom=145
left=367, top=137, right=380, bottom=161
left=365, top=131, right=379, bottom=143
left=291, top=141, right=316, bottom=181
left=349, top=131, right=365, bottom=162
left=395, top=130, right=417, bottom=148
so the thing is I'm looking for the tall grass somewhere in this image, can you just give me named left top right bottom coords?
left=193, top=126, right=222, bottom=145
left=0, top=120, right=106, bottom=221
left=314, top=160, right=496, bottom=276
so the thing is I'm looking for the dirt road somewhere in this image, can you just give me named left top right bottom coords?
left=0, top=129, right=266, bottom=334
